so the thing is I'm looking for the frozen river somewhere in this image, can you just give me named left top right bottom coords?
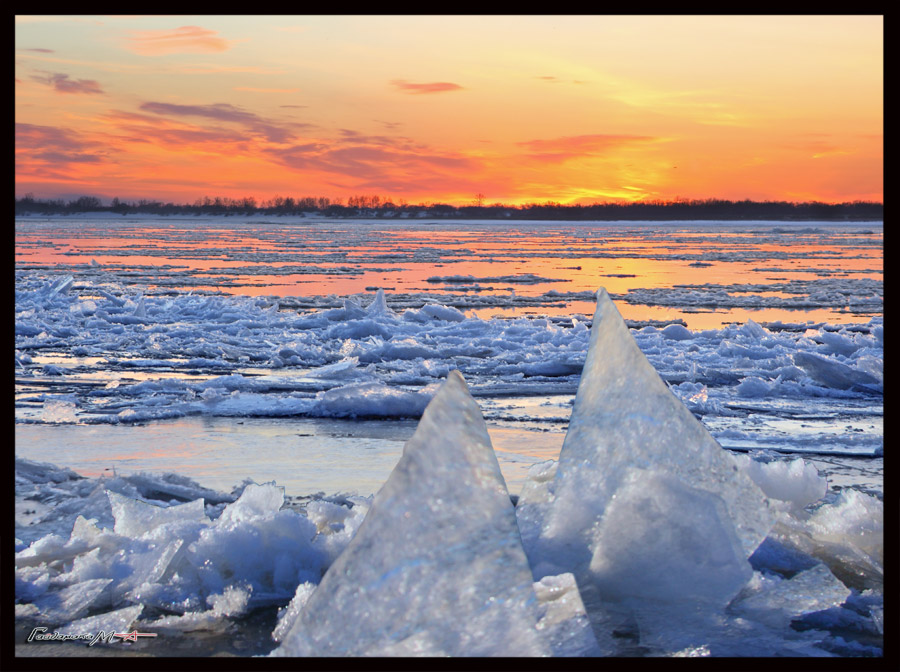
left=14, top=216, right=884, bottom=658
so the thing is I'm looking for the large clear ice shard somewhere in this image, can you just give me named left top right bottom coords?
left=517, top=288, right=773, bottom=609
left=275, top=370, right=549, bottom=657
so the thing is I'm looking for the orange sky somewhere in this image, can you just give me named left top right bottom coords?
left=15, top=15, right=883, bottom=206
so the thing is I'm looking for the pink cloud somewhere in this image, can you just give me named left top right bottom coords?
left=139, top=101, right=310, bottom=143
left=267, top=132, right=477, bottom=187
left=390, top=79, right=463, bottom=94
left=125, top=26, right=233, bottom=55
left=16, top=122, right=108, bottom=174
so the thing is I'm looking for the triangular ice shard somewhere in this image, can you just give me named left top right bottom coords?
left=275, top=370, right=549, bottom=657
left=365, top=288, right=396, bottom=319
left=517, top=289, right=773, bottom=609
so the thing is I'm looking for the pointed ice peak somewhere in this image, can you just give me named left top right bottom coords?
left=341, top=297, right=366, bottom=318
left=517, top=288, right=772, bottom=610
left=400, top=369, right=489, bottom=464
left=564, top=288, right=771, bottom=555
left=275, top=370, right=549, bottom=657
left=365, top=288, right=396, bottom=319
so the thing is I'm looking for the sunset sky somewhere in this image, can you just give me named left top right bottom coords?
left=15, top=15, right=883, bottom=206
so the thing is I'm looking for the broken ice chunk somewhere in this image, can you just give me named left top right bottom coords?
left=107, top=490, right=208, bottom=538
left=731, top=564, right=851, bottom=629
left=794, top=351, right=881, bottom=392
left=518, top=288, right=772, bottom=611
left=275, top=370, right=549, bottom=657
left=365, top=288, right=396, bottom=319
left=534, top=573, right=606, bottom=656
left=29, top=578, right=112, bottom=625
left=65, top=604, right=144, bottom=643
left=146, top=585, right=251, bottom=633
left=807, top=489, right=883, bottom=563
left=58, top=539, right=183, bottom=606
left=801, top=488, right=884, bottom=589
left=47, top=275, right=74, bottom=297
left=217, top=482, right=284, bottom=526
left=734, top=455, right=827, bottom=512
left=589, top=468, right=752, bottom=607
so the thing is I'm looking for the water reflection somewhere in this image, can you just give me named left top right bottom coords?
left=16, top=218, right=882, bottom=329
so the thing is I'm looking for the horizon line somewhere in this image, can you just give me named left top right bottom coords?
left=14, top=194, right=885, bottom=209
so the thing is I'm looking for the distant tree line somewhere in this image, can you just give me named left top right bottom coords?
left=14, top=193, right=883, bottom=221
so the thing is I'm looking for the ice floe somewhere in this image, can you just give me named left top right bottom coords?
left=516, top=290, right=772, bottom=592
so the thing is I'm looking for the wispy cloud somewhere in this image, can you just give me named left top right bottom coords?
left=337, top=129, right=413, bottom=147
left=267, top=132, right=477, bottom=187
left=16, top=122, right=98, bottom=154
left=125, top=26, right=233, bottom=55
left=101, top=109, right=251, bottom=149
left=19, top=47, right=55, bottom=53
left=517, top=134, right=656, bottom=162
left=139, top=101, right=308, bottom=143
left=30, top=71, right=104, bottom=95
left=16, top=122, right=108, bottom=175
left=390, top=79, right=463, bottom=94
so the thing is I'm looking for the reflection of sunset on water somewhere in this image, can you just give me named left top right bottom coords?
left=16, top=219, right=881, bottom=330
